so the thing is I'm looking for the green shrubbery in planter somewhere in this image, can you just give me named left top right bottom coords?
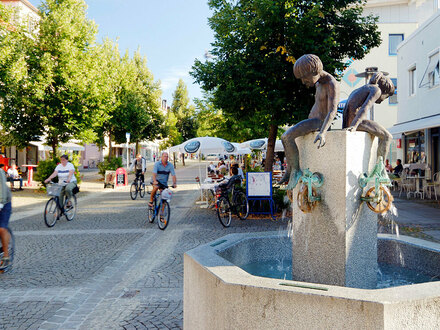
left=98, top=157, right=123, bottom=178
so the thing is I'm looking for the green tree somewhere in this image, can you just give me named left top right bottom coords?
left=171, top=79, right=198, bottom=142
left=35, top=0, right=105, bottom=156
left=109, top=51, right=164, bottom=154
left=160, top=111, right=182, bottom=150
left=191, top=0, right=380, bottom=170
left=0, top=4, right=45, bottom=148
left=194, top=93, right=268, bottom=142
left=0, top=0, right=107, bottom=157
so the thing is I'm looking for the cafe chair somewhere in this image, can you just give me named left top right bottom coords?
left=424, top=172, right=440, bottom=200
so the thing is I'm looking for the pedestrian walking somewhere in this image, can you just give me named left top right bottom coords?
left=0, top=164, right=12, bottom=270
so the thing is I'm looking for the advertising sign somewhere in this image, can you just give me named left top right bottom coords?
left=115, top=167, right=128, bottom=187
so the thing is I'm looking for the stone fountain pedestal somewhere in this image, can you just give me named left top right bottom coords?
left=291, top=131, right=378, bottom=289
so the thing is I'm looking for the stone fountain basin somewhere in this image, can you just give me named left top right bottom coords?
left=184, top=231, right=440, bottom=329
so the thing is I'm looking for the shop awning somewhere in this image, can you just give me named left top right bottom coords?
left=29, top=141, right=85, bottom=151
left=388, top=114, right=440, bottom=138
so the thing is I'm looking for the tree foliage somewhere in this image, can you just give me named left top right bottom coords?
left=0, top=0, right=164, bottom=159
left=170, top=79, right=198, bottom=142
left=191, top=0, right=380, bottom=169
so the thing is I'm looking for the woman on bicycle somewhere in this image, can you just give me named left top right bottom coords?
left=44, top=155, right=77, bottom=209
left=0, top=164, right=12, bottom=270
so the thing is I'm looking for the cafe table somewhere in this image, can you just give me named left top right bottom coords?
left=22, top=164, right=38, bottom=187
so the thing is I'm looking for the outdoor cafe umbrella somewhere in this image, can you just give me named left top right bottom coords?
left=182, top=136, right=236, bottom=155
left=240, top=138, right=284, bottom=152
left=180, top=136, right=236, bottom=204
left=239, top=138, right=267, bottom=150
left=228, top=143, right=252, bottom=155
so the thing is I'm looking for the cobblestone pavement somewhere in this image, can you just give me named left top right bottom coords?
left=1, top=164, right=288, bottom=329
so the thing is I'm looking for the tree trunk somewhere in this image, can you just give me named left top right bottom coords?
left=181, top=153, right=185, bottom=166
left=173, top=152, right=176, bottom=169
left=264, top=123, right=278, bottom=172
left=51, top=136, right=58, bottom=160
left=135, top=141, right=139, bottom=154
left=108, top=133, right=113, bottom=161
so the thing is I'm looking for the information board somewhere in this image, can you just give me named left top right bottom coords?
left=115, top=167, right=128, bottom=187
left=246, top=172, right=272, bottom=198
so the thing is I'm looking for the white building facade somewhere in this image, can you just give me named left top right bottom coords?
left=389, top=11, right=440, bottom=176
left=338, top=0, right=439, bottom=164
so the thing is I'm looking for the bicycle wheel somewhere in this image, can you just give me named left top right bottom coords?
left=158, top=200, right=170, bottom=230
left=130, top=182, right=138, bottom=200
left=217, top=196, right=232, bottom=227
left=139, top=183, right=146, bottom=198
left=64, top=195, right=77, bottom=221
left=148, top=196, right=156, bottom=223
left=234, top=191, right=249, bottom=220
left=0, top=227, right=14, bottom=272
left=44, top=198, right=58, bottom=227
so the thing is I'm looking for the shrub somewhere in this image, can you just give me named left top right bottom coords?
left=34, top=157, right=60, bottom=186
left=98, top=157, right=123, bottom=177
left=273, top=187, right=290, bottom=211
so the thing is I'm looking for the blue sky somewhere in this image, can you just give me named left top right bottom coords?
left=28, top=0, right=214, bottom=105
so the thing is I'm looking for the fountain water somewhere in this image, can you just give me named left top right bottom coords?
left=184, top=131, right=440, bottom=329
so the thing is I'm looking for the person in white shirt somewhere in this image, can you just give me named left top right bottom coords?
left=44, top=154, right=77, bottom=209
left=7, top=164, right=23, bottom=190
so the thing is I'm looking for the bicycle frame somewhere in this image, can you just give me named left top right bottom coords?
left=152, top=190, right=167, bottom=216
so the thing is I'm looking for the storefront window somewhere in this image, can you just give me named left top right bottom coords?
left=405, top=131, right=425, bottom=164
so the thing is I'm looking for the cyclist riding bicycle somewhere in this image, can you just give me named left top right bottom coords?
left=0, top=164, right=12, bottom=270
left=129, top=153, right=146, bottom=183
left=44, top=154, right=77, bottom=209
left=149, top=152, right=176, bottom=208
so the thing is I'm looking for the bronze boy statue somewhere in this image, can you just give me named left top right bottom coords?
left=343, top=72, right=394, bottom=160
left=281, top=54, right=339, bottom=189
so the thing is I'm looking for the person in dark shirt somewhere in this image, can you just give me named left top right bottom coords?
left=393, top=159, right=403, bottom=177
left=218, top=167, right=242, bottom=191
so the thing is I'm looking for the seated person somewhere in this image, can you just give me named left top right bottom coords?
left=393, top=159, right=403, bottom=177
left=7, top=165, right=23, bottom=190
left=385, top=159, right=393, bottom=172
left=208, top=162, right=216, bottom=174
left=218, top=167, right=242, bottom=192
left=218, top=161, right=227, bottom=175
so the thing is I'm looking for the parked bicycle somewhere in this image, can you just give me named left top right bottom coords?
left=0, top=227, right=14, bottom=273
left=216, top=179, right=249, bottom=227
left=147, top=182, right=173, bottom=230
left=130, top=173, right=146, bottom=200
left=44, top=182, right=78, bottom=227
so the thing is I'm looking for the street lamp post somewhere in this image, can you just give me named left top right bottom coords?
left=355, top=67, right=389, bottom=121
left=126, top=132, right=130, bottom=171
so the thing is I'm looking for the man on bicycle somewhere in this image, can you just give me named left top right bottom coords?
left=0, top=164, right=12, bottom=270
left=149, top=152, right=176, bottom=208
left=44, top=154, right=77, bottom=209
left=129, top=154, right=146, bottom=184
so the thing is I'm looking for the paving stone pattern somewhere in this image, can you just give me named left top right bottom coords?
left=1, top=166, right=288, bottom=329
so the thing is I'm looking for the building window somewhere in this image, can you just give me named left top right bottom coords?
left=405, top=131, right=425, bottom=164
left=389, top=34, right=404, bottom=55
left=389, top=78, right=397, bottom=104
left=409, top=67, right=416, bottom=96
left=428, top=52, right=439, bottom=88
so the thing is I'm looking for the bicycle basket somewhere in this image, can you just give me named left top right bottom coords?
left=161, top=188, right=173, bottom=200
left=47, top=184, right=63, bottom=197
